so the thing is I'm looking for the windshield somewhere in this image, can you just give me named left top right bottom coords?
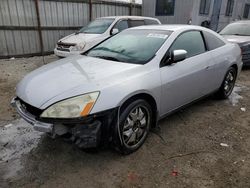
left=220, top=23, right=250, bottom=36
left=86, top=29, right=171, bottom=64
left=78, top=18, right=114, bottom=34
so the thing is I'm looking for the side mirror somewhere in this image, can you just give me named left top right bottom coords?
left=111, top=28, right=119, bottom=35
left=171, top=50, right=187, bottom=63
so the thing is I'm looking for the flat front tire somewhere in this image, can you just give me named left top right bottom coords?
left=114, top=99, right=152, bottom=155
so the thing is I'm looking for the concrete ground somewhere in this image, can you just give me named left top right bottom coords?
left=0, top=55, right=250, bottom=188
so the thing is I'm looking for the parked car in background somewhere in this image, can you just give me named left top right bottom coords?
left=54, top=16, right=161, bottom=57
left=220, top=20, right=250, bottom=66
left=13, top=25, right=242, bottom=154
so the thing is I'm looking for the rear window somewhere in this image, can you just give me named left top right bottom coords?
left=203, top=31, right=225, bottom=50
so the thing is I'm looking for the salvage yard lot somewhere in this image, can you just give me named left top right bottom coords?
left=0, top=55, right=250, bottom=188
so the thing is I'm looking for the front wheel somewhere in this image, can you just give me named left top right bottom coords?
left=113, top=99, right=152, bottom=155
left=216, top=67, right=237, bottom=99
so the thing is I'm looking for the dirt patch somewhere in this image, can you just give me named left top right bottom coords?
left=0, top=56, right=250, bottom=188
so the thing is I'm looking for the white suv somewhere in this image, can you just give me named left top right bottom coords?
left=54, top=16, right=161, bottom=57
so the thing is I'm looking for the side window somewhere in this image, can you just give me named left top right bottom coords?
left=113, top=20, right=128, bottom=32
left=203, top=31, right=225, bottom=50
left=225, top=0, right=234, bottom=17
left=243, top=4, right=250, bottom=18
left=169, top=31, right=206, bottom=58
left=144, top=19, right=160, bottom=25
left=155, top=0, right=175, bottom=16
left=199, top=0, right=211, bottom=15
left=129, top=20, right=145, bottom=27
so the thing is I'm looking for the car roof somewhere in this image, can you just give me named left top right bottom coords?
left=127, top=24, right=207, bottom=32
left=128, top=24, right=228, bottom=44
left=97, top=16, right=160, bottom=21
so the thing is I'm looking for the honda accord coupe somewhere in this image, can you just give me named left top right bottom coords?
left=12, top=25, right=242, bottom=154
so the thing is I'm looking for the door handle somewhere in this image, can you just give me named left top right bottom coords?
left=205, top=65, right=211, bottom=70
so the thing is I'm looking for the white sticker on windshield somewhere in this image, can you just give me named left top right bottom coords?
left=147, top=33, right=168, bottom=39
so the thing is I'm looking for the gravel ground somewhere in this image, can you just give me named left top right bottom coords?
left=0, top=55, right=250, bottom=188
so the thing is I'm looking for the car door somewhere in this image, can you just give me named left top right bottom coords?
left=159, top=30, right=214, bottom=115
left=202, top=31, right=228, bottom=90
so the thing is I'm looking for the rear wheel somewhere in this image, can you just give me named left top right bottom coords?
left=114, top=99, right=152, bottom=154
left=217, top=67, right=237, bottom=99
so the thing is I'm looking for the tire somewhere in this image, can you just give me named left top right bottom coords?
left=216, top=67, right=237, bottom=99
left=113, top=99, right=153, bottom=155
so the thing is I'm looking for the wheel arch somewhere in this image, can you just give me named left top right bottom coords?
left=119, top=92, right=159, bottom=128
left=231, top=63, right=238, bottom=75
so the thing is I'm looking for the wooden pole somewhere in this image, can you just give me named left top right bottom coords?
left=89, top=0, right=92, bottom=21
left=34, top=0, right=44, bottom=55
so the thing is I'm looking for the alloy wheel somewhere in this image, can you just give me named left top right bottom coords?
left=122, top=106, right=150, bottom=149
left=224, top=69, right=236, bottom=96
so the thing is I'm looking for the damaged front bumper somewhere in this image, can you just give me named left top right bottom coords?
left=11, top=97, right=118, bottom=148
left=11, top=98, right=53, bottom=133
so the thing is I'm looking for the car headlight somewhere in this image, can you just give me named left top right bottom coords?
left=71, top=42, right=86, bottom=51
left=40, top=92, right=99, bottom=118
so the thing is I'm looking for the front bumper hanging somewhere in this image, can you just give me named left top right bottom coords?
left=11, top=98, right=53, bottom=133
left=11, top=97, right=118, bottom=148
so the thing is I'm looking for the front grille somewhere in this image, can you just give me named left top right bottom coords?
left=243, top=54, right=250, bottom=59
left=57, top=47, right=70, bottom=52
left=18, top=98, right=43, bottom=117
left=242, top=52, right=250, bottom=61
left=240, top=45, right=250, bottom=62
left=57, top=42, right=75, bottom=49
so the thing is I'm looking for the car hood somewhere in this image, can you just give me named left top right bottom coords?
left=59, top=33, right=102, bottom=44
left=222, top=35, right=250, bottom=44
left=16, top=55, right=140, bottom=109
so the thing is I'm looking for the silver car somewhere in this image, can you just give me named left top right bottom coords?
left=12, top=25, right=242, bottom=154
left=220, top=20, right=250, bottom=66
